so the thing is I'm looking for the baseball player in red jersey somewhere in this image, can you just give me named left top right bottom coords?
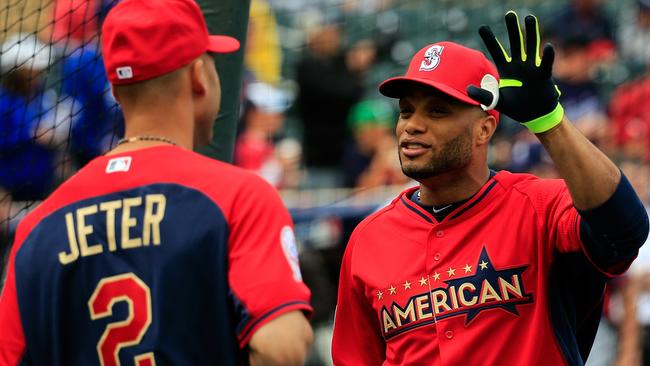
left=332, top=11, right=649, bottom=366
left=0, top=0, right=313, bottom=365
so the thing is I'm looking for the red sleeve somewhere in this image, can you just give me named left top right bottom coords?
left=332, top=231, right=385, bottom=366
left=532, top=179, right=627, bottom=277
left=543, top=182, right=582, bottom=254
left=225, top=176, right=312, bottom=348
left=0, top=227, right=28, bottom=365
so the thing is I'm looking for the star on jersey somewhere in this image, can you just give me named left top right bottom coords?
left=446, top=267, right=456, bottom=277
left=389, top=285, right=397, bottom=295
left=444, top=247, right=533, bottom=324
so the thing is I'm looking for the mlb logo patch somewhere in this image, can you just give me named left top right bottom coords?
left=280, top=226, right=303, bottom=282
left=116, top=66, right=133, bottom=80
left=106, top=157, right=132, bottom=173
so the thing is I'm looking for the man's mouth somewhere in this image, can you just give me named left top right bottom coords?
left=400, top=141, right=431, bottom=158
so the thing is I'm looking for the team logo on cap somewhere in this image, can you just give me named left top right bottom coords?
left=419, top=45, right=444, bottom=71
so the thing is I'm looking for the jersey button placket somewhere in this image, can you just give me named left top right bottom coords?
left=432, top=228, right=445, bottom=262
left=425, top=225, right=443, bottom=273
left=445, top=330, right=454, bottom=339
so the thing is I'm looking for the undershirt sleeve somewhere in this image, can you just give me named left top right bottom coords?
left=578, top=172, right=649, bottom=274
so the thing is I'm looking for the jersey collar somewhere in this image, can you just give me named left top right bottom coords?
left=397, top=173, right=501, bottom=225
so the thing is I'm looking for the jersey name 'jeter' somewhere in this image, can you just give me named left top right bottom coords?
left=59, top=194, right=166, bottom=265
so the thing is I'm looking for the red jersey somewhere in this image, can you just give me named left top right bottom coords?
left=0, top=145, right=312, bottom=365
left=332, top=171, right=618, bottom=365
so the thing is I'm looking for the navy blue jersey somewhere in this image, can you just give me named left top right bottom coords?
left=0, top=146, right=312, bottom=365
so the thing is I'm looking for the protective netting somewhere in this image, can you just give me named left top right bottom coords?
left=0, top=0, right=123, bottom=250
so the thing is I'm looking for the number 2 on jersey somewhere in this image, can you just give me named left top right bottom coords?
left=88, top=273, right=155, bottom=366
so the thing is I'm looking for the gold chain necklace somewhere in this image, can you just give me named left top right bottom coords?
left=116, top=135, right=178, bottom=146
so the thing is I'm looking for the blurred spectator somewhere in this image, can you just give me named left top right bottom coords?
left=342, top=99, right=406, bottom=188
left=623, top=158, right=650, bottom=203
left=619, top=0, right=650, bottom=68
left=235, top=82, right=301, bottom=188
left=346, top=39, right=377, bottom=75
left=0, top=33, right=71, bottom=201
left=50, top=0, right=123, bottom=167
left=591, top=159, right=650, bottom=366
left=49, top=0, right=114, bottom=45
left=296, top=21, right=376, bottom=187
left=609, top=73, right=650, bottom=161
left=340, top=0, right=394, bottom=14
left=488, top=137, right=514, bottom=171
left=547, top=0, right=617, bottom=63
left=0, top=188, right=11, bottom=261
left=275, top=137, right=304, bottom=188
left=587, top=276, right=639, bottom=366
left=245, top=0, right=283, bottom=85
left=60, top=46, right=122, bottom=166
left=509, top=130, right=546, bottom=172
left=553, top=35, right=609, bottom=145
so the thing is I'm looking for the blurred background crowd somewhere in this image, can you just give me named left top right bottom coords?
left=2, top=0, right=650, bottom=365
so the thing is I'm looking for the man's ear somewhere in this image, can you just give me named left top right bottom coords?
left=190, top=58, right=208, bottom=96
left=475, top=114, right=497, bottom=146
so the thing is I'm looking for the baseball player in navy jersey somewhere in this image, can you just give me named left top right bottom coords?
left=332, top=11, right=649, bottom=365
left=0, top=0, right=313, bottom=365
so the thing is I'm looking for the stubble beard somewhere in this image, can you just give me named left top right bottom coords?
left=399, top=127, right=473, bottom=180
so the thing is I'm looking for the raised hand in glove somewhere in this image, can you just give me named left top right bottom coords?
left=467, top=11, right=564, bottom=134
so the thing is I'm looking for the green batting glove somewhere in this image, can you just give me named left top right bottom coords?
left=467, top=11, right=564, bottom=134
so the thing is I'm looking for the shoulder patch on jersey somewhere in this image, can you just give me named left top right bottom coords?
left=106, top=156, right=132, bottom=173
left=281, top=226, right=302, bottom=282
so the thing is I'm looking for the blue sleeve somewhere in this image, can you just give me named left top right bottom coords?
left=579, top=172, right=649, bottom=272
left=0, top=94, right=36, bottom=148
left=61, top=49, right=107, bottom=98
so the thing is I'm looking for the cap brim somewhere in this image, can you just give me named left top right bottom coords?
left=378, top=76, right=478, bottom=106
left=207, top=35, right=240, bottom=53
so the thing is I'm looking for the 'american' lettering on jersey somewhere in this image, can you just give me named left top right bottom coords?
left=378, top=247, right=534, bottom=339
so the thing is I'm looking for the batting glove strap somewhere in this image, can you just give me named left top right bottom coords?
left=522, top=103, right=564, bottom=134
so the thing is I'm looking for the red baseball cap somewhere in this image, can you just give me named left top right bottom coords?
left=101, top=0, right=240, bottom=85
left=379, top=41, right=500, bottom=120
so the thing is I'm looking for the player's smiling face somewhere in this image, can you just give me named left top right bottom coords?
left=396, top=85, right=486, bottom=180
